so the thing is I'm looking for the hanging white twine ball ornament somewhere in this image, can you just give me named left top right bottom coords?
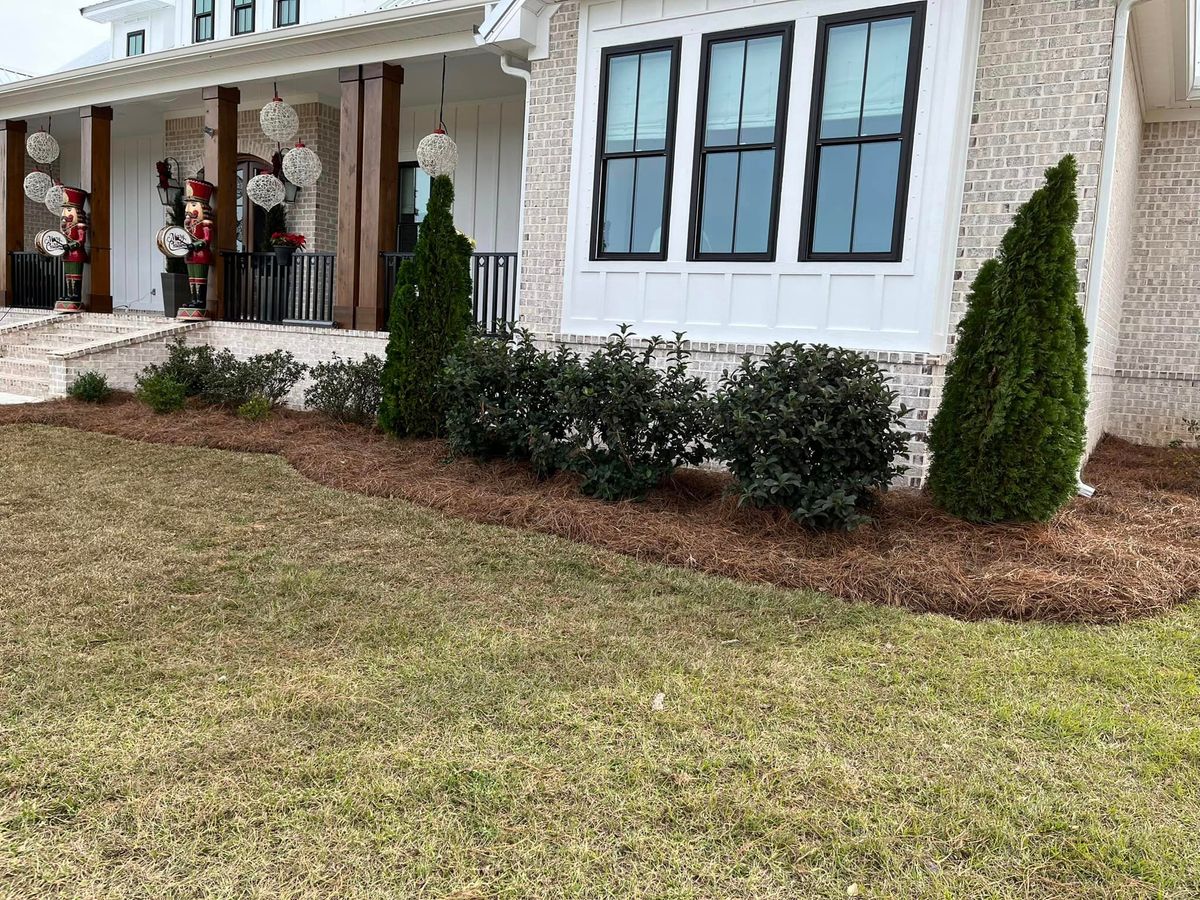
left=23, top=171, right=52, bottom=202
left=26, top=130, right=60, bottom=165
left=282, top=142, right=321, bottom=188
left=44, top=182, right=66, bottom=213
left=260, top=96, right=298, bottom=143
left=246, top=173, right=286, bottom=211
left=417, top=127, right=458, bottom=178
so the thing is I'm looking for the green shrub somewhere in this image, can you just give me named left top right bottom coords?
left=304, top=354, right=384, bottom=426
left=136, top=373, right=186, bottom=414
left=145, top=339, right=222, bottom=397
left=379, top=173, right=474, bottom=438
left=203, top=349, right=305, bottom=408
left=67, top=371, right=112, bottom=403
left=710, top=343, right=910, bottom=530
left=558, top=328, right=709, bottom=501
left=441, top=327, right=576, bottom=477
left=237, top=395, right=271, bottom=422
left=927, top=155, right=1088, bottom=523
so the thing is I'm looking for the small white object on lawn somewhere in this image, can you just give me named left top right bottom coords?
left=651, top=692, right=665, bottom=712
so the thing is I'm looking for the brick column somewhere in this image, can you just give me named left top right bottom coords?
left=355, top=62, right=402, bottom=332
left=203, top=85, right=240, bottom=321
left=80, top=106, right=113, bottom=314
left=333, top=66, right=364, bottom=329
left=0, top=119, right=27, bottom=307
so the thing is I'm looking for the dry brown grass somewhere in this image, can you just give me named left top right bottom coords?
left=2, top=395, right=1196, bottom=624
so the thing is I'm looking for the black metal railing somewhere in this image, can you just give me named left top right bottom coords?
left=9, top=251, right=62, bottom=309
left=382, top=251, right=518, bottom=334
left=221, top=251, right=336, bottom=325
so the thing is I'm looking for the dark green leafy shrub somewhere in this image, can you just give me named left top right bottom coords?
left=557, top=328, right=710, bottom=501
left=380, top=173, right=473, bottom=438
left=927, top=155, right=1088, bottom=523
left=145, top=339, right=222, bottom=397
left=304, top=354, right=384, bottom=426
left=710, top=343, right=910, bottom=530
left=203, top=349, right=305, bottom=408
left=136, top=373, right=186, bottom=414
left=237, top=395, right=271, bottom=422
left=441, top=327, right=576, bottom=477
left=67, top=371, right=111, bottom=403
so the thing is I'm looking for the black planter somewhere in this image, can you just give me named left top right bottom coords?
left=273, top=245, right=297, bottom=268
left=161, top=272, right=190, bottom=318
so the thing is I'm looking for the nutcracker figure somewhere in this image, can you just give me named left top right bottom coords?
left=33, top=186, right=89, bottom=312
left=180, top=178, right=216, bottom=319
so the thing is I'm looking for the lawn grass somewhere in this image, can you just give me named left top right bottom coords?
left=1, top=424, right=1198, bottom=898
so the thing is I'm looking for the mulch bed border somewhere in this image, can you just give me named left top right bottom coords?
left=3, top=396, right=1198, bottom=624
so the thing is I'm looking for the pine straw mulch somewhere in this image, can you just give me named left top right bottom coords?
left=3, top=395, right=1197, bottom=624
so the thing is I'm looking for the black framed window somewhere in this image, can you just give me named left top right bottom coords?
left=125, top=30, right=145, bottom=57
left=275, top=0, right=299, bottom=27
left=800, top=3, right=925, bottom=262
left=688, top=24, right=792, bottom=262
left=591, top=39, right=681, bottom=260
left=232, top=0, right=255, bottom=35
left=193, top=0, right=214, bottom=42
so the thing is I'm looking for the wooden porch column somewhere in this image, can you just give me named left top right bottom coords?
left=202, top=85, right=240, bottom=321
left=355, top=62, right=402, bottom=332
left=333, top=65, right=365, bottom=329
left=0, top=119, right=27, bottom=307
left=80, top=106, right=113, bottom=314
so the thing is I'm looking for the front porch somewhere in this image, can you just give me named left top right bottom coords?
left=0, top=42, right=525, bottom=335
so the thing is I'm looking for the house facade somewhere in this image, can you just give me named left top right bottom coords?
left=0, top=0, right=1197, bottom=480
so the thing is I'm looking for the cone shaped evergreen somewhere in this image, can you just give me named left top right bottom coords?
left=379, top=174, right=474, bottom=438
left=927, top=155, right=1088, bottom=523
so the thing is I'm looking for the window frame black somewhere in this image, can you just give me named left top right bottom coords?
left=686, top=22, right=794, bottom=264
left=231, top=0, right=256, bottom=36
left=125, top=29, right=146, bottom=57
left=798, top=1, right=926, bottom=264
left=589, top=38, right=682, bottom=262
left=192, top=0, right=214, bottom=43
left=275, top=0, right=299, bottom=28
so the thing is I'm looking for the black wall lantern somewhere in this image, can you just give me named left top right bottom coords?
left=156, top=157, right=183, bottom=207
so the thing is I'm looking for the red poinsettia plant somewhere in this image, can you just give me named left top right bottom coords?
left=270, top=232, right=307, bottom=250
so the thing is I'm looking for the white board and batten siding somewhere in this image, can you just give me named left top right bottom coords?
left=111, top=134, right=168, bottom=312
left=399, top=98, right=526, bottom=254
left=564, top=0, right=982, bottom=354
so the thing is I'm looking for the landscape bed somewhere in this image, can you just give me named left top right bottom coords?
left=2, top=395, right=1197, bottom=623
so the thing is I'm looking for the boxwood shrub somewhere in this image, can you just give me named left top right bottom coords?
left=304, top=354, right=384, bottom=426
left=710, top=343, right=910, bottom=530
left=138, top=341, right=305, bottom=409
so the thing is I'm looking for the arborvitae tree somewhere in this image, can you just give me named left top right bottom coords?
left=379, top=174, right=473, bottom=437
left=927, top=155, right=1088, bottom=523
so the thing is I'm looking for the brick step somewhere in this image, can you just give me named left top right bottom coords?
left=0, top=358, right=49, bottom=378
left=0, top=372, right=49, bottom=398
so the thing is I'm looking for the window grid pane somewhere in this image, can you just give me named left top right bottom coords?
left=594, top=42, right=678, bottom=259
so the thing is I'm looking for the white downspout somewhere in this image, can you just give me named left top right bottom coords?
left=1077, top=0, right=1147, bottom=498
left=500, top=52, right=531, bottom=322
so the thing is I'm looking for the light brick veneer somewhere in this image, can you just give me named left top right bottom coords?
left=1109, top=118, right=1200, bottom=445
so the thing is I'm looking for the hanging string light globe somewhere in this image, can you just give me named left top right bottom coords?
left=44, top=182, right=66, bottom=213
left=23, top=171, right=52, bottom=202
left=260, top=96, right=298, bottom=143
left=26, top=129, right=60, bottom=165
left=246, top=172, right=286, bottom=211
left=417, top=127, right=458, bottom=177
left=282, top=142, right=321, bottom=188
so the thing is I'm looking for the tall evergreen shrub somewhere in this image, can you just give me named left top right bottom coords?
left=927, top=155, right=1088, bottom=522
left=379, top=174, right=473, bottom=437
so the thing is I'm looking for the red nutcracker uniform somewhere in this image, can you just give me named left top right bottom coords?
left=181, top=178, right=216, bottom=318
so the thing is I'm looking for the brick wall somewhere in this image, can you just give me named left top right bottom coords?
left=163, top=102, right=340, bottom=252
left=1108, top=118, right=1200, bottom=444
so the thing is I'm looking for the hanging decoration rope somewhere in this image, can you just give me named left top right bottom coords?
left=282, top=142, right=322, bottom=188
left=44, top=181, right=66, bottom=213
left=24, top=171, right=52, bottom=202
left=260, top=94, right=299, bottom=143
left=246, top=173, right=286, bottom=211
left=26, top=128, right=60, bottom=165
left=417, top=55, right=458, bottom=177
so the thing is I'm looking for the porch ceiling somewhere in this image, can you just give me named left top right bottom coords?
left=0, top=0, right=491, bottom=120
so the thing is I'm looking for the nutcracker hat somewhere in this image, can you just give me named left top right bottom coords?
left=61, top=186, right=88, bottom=209
left=185, top=178, right=215, bottom=205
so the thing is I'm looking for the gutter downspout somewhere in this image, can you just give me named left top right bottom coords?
left=1077, top=0, right=1147, bottom=498
left=499, top=53, right=532, bottom=322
